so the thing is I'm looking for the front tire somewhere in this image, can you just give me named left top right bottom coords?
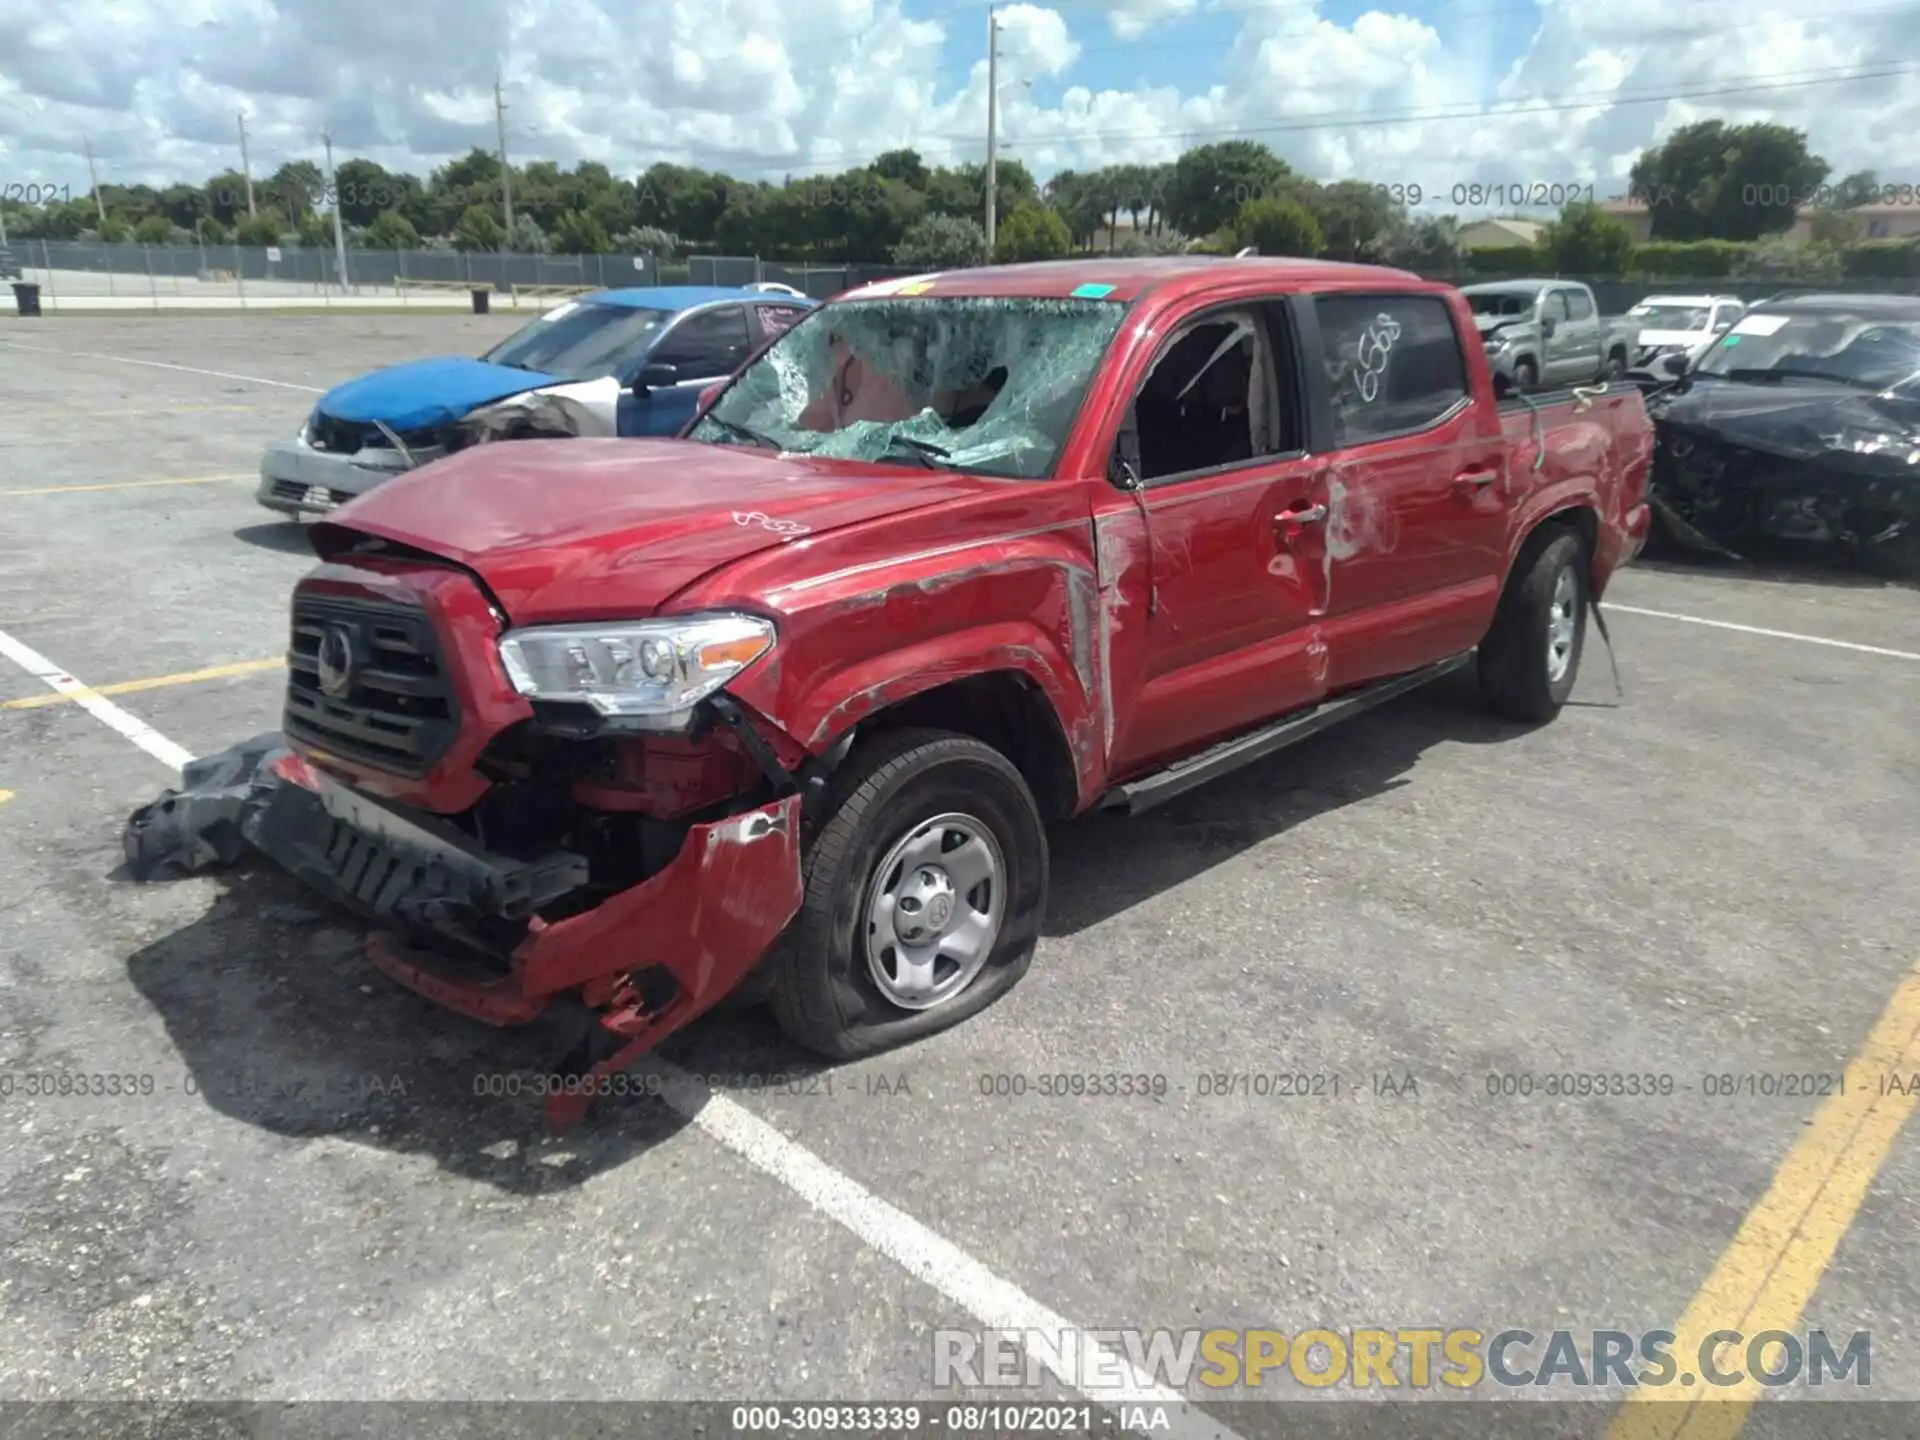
left=1478, top=526, right=1587, bottom=723
left=769, top=728, right=1048, bottom=1060
left=1511, top=358, right=1539, bottom=391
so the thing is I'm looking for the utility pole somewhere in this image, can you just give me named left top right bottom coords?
left=495, top=75, right=514, bottom=235
left=983, top=9, right=1000, bottom=254
left=238, top=111, right=257, bottom=216
left=322, top=128, right=351, bottom=290
left=83, top=137, right=107, bottom=224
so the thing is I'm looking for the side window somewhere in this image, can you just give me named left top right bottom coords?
left=1542, top=290, right=1570, bottom=323
left=1313, top=294, right=1469, bottom=447
left=652, top=306, right=753, bottom=376
left=1713, top=302, right=1744, bottom=330
left=1565, top=289, right=1594, bottom=320
left=1123, top=307, right=1288, bottom=484
left=754, top=304, right=810, bottom=342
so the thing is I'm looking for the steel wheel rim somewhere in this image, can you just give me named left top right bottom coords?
left=1546, top=565, right=1578, bottom=683
left=863, top=811, right=1006, bottom=1011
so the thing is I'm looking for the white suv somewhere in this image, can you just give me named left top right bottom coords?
left=1626, top=294, right=1746, bottom=370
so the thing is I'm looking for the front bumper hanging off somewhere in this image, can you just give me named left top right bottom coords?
left=124, top=734, right=806, bottom=1130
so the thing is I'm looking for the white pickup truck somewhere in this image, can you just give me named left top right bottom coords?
left=1462, top=279, right=1641, bottom=393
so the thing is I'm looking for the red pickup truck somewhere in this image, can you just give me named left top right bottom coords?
left=135, top=258, right=1653, bottom=1126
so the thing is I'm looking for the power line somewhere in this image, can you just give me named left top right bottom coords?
left=974, top=61, right=1918, bottom=151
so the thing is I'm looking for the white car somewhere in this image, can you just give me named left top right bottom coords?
left=744, top=281, right=809, bottom=297
left=1626, top=294, right=1747, bottom=371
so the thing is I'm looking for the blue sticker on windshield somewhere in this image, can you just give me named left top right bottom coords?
left=1070, top=283, right=1116, bottom=298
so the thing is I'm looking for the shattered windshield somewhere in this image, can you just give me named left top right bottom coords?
left=1629, top=304, right=1713, bottom=330
left=479, top=301, right=674, bottom=381
left=687, top=295, right=1128, bottom=479
left=1695, top=311, right=1920, bottom=392
left=1466, top=291, right=1536, bottom=317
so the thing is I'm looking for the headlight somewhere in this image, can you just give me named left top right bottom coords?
left=1484, top=336, right=1507, bottom=351
left=497, top=613, right=775, bottom=723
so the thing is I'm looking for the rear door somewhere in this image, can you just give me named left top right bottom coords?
left=1094, top=298, right=1331, bottom=774
left=1305, top=290, right=1510, bottom=686
left=621, top=303, right=756, bottom=435
left=1554, top=286, right=1602, bottom=382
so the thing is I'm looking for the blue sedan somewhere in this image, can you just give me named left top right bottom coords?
left=256, top=286, right=818, bottom=517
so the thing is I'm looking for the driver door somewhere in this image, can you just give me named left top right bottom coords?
left=621, top=304, right=754, bottom=436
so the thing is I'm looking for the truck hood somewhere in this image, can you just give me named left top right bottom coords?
left=1474, top=315, right=1529, bottom=340
left=314, top=437, right=999, bottom=623
left=318, top=356, right=565, bottom=434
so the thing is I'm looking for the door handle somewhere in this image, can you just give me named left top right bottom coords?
left=1453, top=469, right=1497, bottom=495
left=1275, top=502, right=1327, bottom=526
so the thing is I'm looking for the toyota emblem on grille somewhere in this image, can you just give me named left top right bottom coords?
left=315, top=623, right=362, bottom=698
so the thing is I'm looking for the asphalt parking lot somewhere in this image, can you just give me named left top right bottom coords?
left=2, top=315, right=1918, bottom=1438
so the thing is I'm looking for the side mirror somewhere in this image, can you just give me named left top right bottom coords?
left=632, top=361, right=680, bottom=394
left=1660, top=352, right=1690, bottom=377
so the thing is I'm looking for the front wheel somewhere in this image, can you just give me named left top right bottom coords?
left=769, top=728, right=1049, bottom=1060
left=1511, top=358, right=1539, bottom=391
left=1603, top=351, right=1627, bottom=381
left=1478, top=526, right=1587, bottom=723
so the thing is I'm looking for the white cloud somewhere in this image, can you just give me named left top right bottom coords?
left=0, top=0, right=1910, bottom=218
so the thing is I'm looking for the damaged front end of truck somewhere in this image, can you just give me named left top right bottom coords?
left=124, top=536, right=819, bottom=1132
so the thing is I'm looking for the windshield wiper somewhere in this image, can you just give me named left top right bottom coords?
left=878, top=435, right=957, bottom=469
left=701, top=415, right=782, bottom=450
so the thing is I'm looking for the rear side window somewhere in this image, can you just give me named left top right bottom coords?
left=754, top=304, right=811, bottom=342
left=1566, top=289, right=1594, bottom=320
left=1313, top=294, right=1469, bottom=446
left=652, top=305, right=753, bottom=376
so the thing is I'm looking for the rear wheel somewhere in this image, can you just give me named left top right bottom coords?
left=1478, top=526, right=1587, bottom=723
left=769, top=728, right=1048, bottom=1059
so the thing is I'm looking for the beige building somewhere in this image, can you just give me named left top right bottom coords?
left=1598, top=195, right=1920, bottom=245
left=1457, top=217, right=1544, bottom=251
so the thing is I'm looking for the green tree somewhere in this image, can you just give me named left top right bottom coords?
left=1629, top=120, right=1827, bottom=241
left=204, top=170, right=254, bottom=226
left=552, top=208, right=613, bottom=254
left=452, top=204, right=506, bottom=252
left=634, top=163, right=735, bottom=243
left=1377, top=215, right=1462, bottom=276
left=893, top=213, right=988, bottom=268
left=364, top=211, right=420, bottom=250
left=269, top=160, right=325, bottom=221
left=296, top=211, right=333, bottom=248
left=97, top=216, right=133, bottom=244
left=234, top=209, right=286, bottom=247
left=1163, top=141, right=1292, bottom=239
left=197, top=215, right=231, bottom=245
left=132, top=214, right=173, bottom=245
left=1829, top=169, right=1880, bottom=209
left=1307, top=180, right=1403, bottom=260
left=1539, top=200, right=1633, bottom=273
left=1229, top=195, right=1323, bottom=256
left=333, top=159, right=409, bottom=227
left=157, top=183, right=208, bottom=230
left=871, top=148, right=931, bottom=190
left=508, top=214, right=548, bottom=253
left=993, top=204, right=1071, bottom=262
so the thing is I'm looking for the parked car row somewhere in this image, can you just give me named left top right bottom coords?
left=122, top=256, right=1658, bottom=1126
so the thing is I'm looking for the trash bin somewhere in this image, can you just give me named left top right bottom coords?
left=470, top=287, right=490, bottom=315
left=12, top=283, right=42, bottom=318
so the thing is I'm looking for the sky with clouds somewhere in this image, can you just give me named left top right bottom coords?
left=0, top=0, right=1914, bottom=214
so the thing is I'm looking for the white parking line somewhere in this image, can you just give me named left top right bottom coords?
left=0, top=629, right=193, bottom=771
left=0, top=340, right=325, bottom=393
left=1608, top=604, right=1920, bottom=662
left=0, top=630, right=1239, bottom=1440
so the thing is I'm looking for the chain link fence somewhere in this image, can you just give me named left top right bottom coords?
left=3, top=240, right=914, bottom=304
left=8, top=239, right=1910, bottom=310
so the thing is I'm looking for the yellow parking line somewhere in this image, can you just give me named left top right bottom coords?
left=0, top=473, right=255, bottom=497
left=0, top=657, right=283, bottom=711
left=1605, top=958, right=1920, bottom=1440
